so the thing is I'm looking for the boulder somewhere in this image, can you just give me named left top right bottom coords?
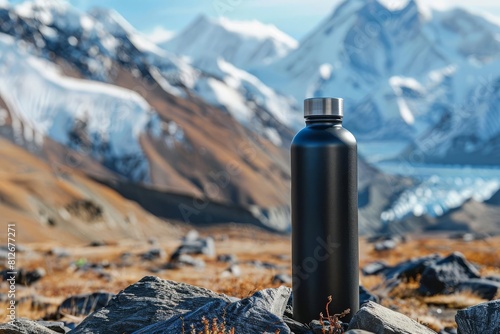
left=217, top=254, right=237, bottom=263
left=383, top=254, right=442, bottom=281
left=1, top=268, right=46, bottom=286
left=455, top=278, right=500, bottom=300
left=348, top=301, right=436, bottom=334
left=35, top=321, right=69, bottom=333
left=374, top=240, right=397, bottom=252
left=419, top=252, right=480, bottom=295
left=140, top=248, right=165, bottom=261
left=0, top=319, right=60, bottom=334
left=58, top=292, right=114, bottom=317
left=171, top=235, right=215, bottom=260
left=455, top=299, right=500, bottom=334
left=359, top=286, right=379, bottom=305
left=362, top=262, right=388, bottom=276
left=345, top=331, right=376, bottom=334
left=132, top=286, right=292, bottom=334
left=70, top=276, right=232, bottom=334
left=273, top=274, right=292, bottom=284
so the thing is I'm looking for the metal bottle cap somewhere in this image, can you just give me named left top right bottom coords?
left=304, top=97, right=343, bottom=118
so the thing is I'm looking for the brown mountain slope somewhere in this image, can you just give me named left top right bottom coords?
left=112, top=67, right=292, bottom=208
left=0, top=136, right=181, bottom=244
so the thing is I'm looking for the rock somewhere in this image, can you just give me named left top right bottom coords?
left=221, top=264, right=241, bottom=277
left=273, top=274, right=292, bottom=284
left=374, top=239, right=397, bottom=251
left=485, top=275, right=500, bottom=282
left=455, top=299, right=500, bottom=334
left=348, top=302, right=436, bottom=334
left=35, top=321, right=69, bottom=333
left=133, top=286, right=292, bottom=334
left=0, top=318, right=60, bottom=334
left=183, top=229, right=200, bottom=242
left=362, top=261, right=388, bottom=276
left=48, top=248, right=70, bottom=258
left=440, top=328, right=457, bottom=334
left=383, top=254, right=442, bottom=281
left=70, top=276, right=232, bottom=334
left=455, top=278, right=500, bottom=300
left=247, top=260, right=280, bottom=270
left=419, top=252, right=480, bottom=295
left=175, top=254, right=206, bottom=268
left=1, top=268, right=46, bottom=286
left=58, top=292, right=114, bottom=317
left=283, top=315, right=313, bottom=333
left=217, top=254, right=237, bottom=263
left=345, top=330, right=376, bottom=334
left=359, top=286, right=379, bottom=305
left=88, top=241, right=107, bottom=247
left=140, top=248, right=165, bottom=261
left=171, top=236, right=215, bottom=259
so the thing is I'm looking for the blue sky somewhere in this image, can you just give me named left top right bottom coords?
left=8, top=0, right=500, bottom=41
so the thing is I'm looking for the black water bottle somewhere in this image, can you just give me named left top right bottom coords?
left=291, top=97, right=358, bottom=323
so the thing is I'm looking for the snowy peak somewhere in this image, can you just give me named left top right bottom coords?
left=163, top=14, right=297, bottom=70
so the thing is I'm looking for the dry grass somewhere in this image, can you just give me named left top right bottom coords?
left=423, top=291, right=488, bottom=309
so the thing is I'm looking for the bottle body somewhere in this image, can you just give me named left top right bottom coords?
left=291, top=118, right=358, bottom=323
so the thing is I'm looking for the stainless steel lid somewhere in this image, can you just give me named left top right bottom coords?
left=304, top=97, right=343, bottom=118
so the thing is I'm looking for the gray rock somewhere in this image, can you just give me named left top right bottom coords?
left=0, top=318, right=59, bottom=334
left=383, top=254, right=442, bottom=281
left=362, top=262, right=388, bottom=276
left=70, top=276, right=232, bottom=334
left=171, top=235, right=215, bottom=259
left=176, top=254, right=206, bottom=268
left=58, top=292, right=114, bottom=317
left=217, top=254, right=237, bottom=263
left=273, top=274, right=292, bottom=284
left=283, top=315, right=313, bottom=333
left=419, top=252, right=480, bottom=295
left=359, top=286, right=379, bottom=305
left=485, top=275, right=500, bottom=283
left=247, top=260, right=280, bottom=270
left=345, top=330, right=376, bottom=334
left=182, top=229, right=200, bottom=242
left=455, top=299, right=500, bottom=334
left=48, top=248, right=70, bottom=258
left=35, top=321, right=69, bottom=333
left=140, top=248, right=165, bottom=261
left=439, top=328, right=457, bottom=334
left=374, top=239, right=397, bottom=252
left=1, top=268, right=46, bottom=286
left=348, top=301, right=437, bottom=334
left=455, top=278, right=500, bottom=300
left=132, top=286, right=292, bottom=334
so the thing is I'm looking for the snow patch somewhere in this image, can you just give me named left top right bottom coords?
left=0, top=33, right=158, bottom=180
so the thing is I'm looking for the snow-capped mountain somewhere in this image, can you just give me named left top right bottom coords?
left=254, top=0, right=500, bottom=157
left=0, top=33, right=160, bottom=181
left=0, top=0, right=299, bottom=148
left=0, top=0, right=296, bottom=232
left=163, top=15, right=298, bottom=70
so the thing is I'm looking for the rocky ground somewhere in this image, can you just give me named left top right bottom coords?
left=0, top=225, right=499, bottom=333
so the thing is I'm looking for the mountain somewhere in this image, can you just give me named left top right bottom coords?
left=254, top=0, right=500, bottom=163
left=0, top=0, right=415, bottom=234
left=163, top=15, right=298, bottom=70
left=0, top=133, right=182, bottom=243
left=0, top=0, right=297, bottom=232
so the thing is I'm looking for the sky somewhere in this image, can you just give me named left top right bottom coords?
left=8, top=0, right=500, bottom=42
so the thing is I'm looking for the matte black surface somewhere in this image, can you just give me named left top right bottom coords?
left=291, top=117, right=359, bottom=323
